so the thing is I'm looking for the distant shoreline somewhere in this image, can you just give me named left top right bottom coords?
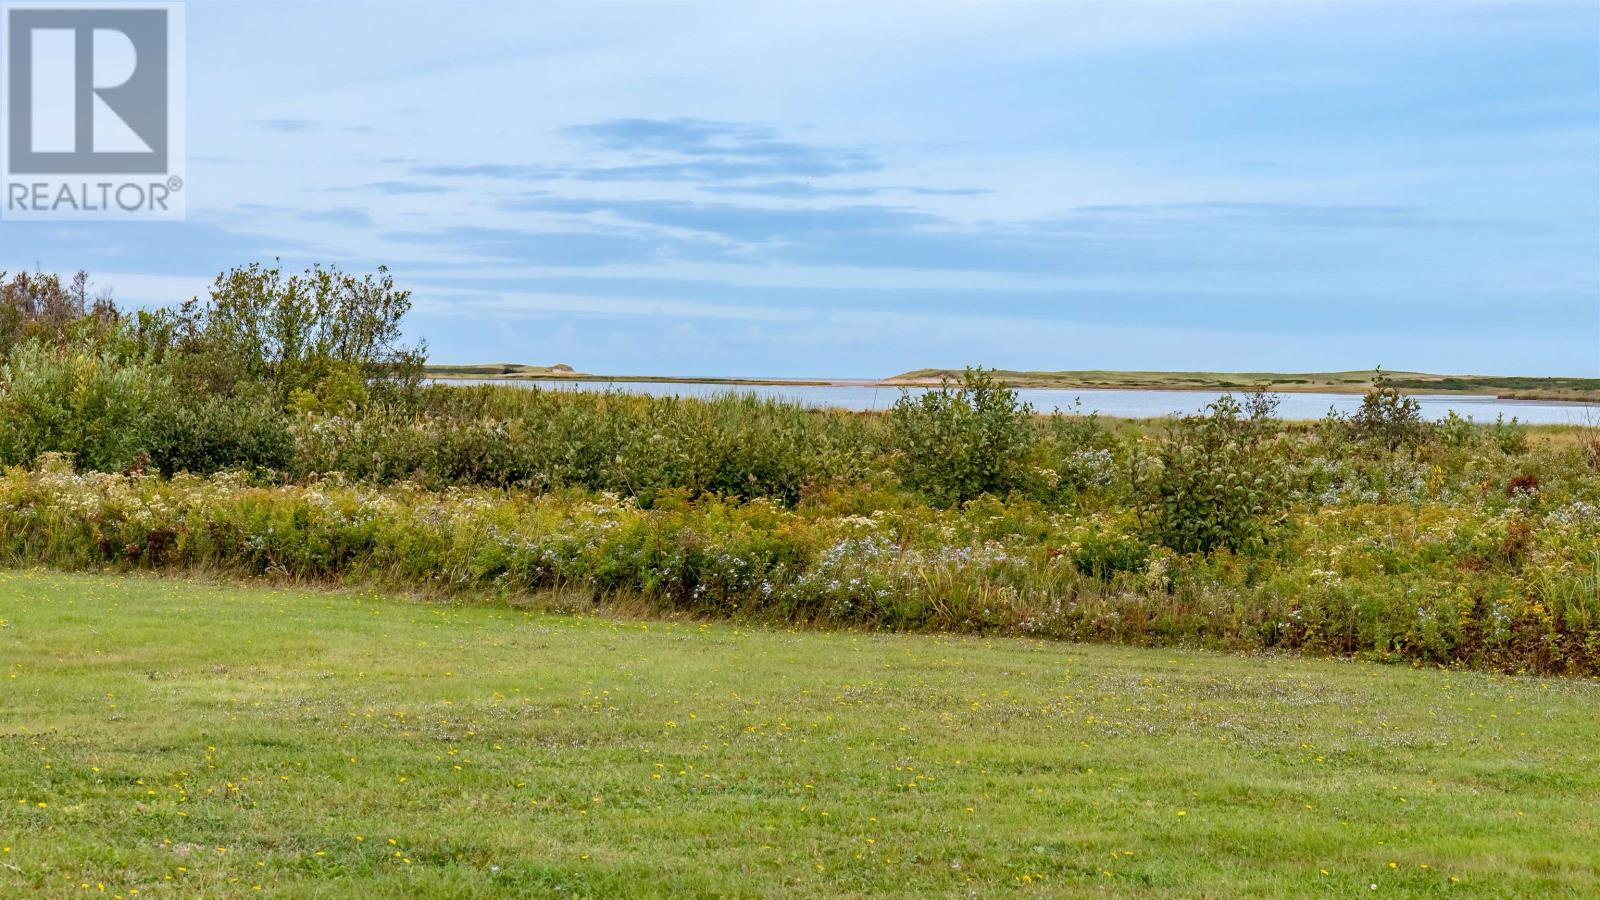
left=425, top=366, right=875, bottom=389
left=423, top=364, right=1600, bottom=404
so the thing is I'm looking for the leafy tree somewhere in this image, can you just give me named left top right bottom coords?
left=1348, top=369, right=1429, bottom=451
left=1146, top=390, right=1288, bottom=554
left=0, top=270, right=118, bottom=358
left=890, top=367, right=1036, bottom=505
left=165, top=261, right=425, bottom=405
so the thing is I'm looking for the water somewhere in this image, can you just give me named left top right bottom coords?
left=438, top=378, right=1599, bottom=426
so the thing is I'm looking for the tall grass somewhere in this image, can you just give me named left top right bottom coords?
left=2, top=455, right=1594, bottom=674
left=290, top=385, right=886, bottom=503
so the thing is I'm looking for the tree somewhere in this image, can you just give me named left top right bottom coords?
left=1348, top=368, right=1429, bottom=451
left=889, top=367, right=1036, bottom=505
left=1146, top=390, right=1288, bottom=554
left=165, top=261, right=426, bottom=405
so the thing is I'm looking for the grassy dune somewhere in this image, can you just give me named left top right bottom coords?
left=1, top=572, right=1596, bottom=897
left=423, top=364, right=1600, bottom=402
left=422, top=363, right=584, bottom=379
left=886, top=369, right=1600, bottom=402
left=423, top=365, right=844, bottom=387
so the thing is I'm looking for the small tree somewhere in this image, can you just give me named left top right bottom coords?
left=1146, top=390, right=1288, bottom=554
left=889, top=367, right=1036, bottom=506
left=0, top=270, right=119, bottom=359
left=1348, top=369, right=1429, bottom=451
left=166, top=261, right=425, bottom=405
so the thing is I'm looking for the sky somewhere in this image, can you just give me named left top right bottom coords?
left=1, top=0, right=1597, bottom=377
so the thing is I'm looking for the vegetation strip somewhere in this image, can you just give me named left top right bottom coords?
left=0, top=265, right=1597, bottom=674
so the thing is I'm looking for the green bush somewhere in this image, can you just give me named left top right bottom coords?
left=1436, top=410, right=1475, bottom=449
left=288, top=385, right=884, bottom=503
left=1038, top=401, right=1122, bottom=504
left=1343, top=370, right=1431, bottom=451
left=151, top=388, right=296, bottom=475
left=0, top=270, right=109, bottom=358
left=1068, top=522, right=1150, bottom=578
left=890, top=368, right=1036, bottom=505
left=1146, top=391, right=1289, bottom=555
left=162, top=261, right=425, bottom=404
left=0, top=339, right=168, bottom=472
left=1488, top=414, right=1529, bottom=456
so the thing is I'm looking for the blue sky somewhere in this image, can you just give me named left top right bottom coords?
left=2, top=0, right=1597, bottom=376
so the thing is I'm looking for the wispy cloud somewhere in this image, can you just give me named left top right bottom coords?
left=699, top=181, right=879, bottom=198
left=0, top=220, right=317, bottom=280
left=412, top=163, right=558, bottom=180
left=565, top=117, right=879, bottom=178
left=501, top=196, right=940, bottom=241
left=412, top=118, right=882, bottom=185
left=899, top=186, right=992, bottom=197
left=255, top=118, right=319, bottom=133
left=363, top=180, right=458, bottom=195
left=384, top=225, right=739, bottom=266
left=298, top=208, right=373, bottom=228
left=485, top=194, right=1446, bottom=276
left=1066, top=201, right=1423, bottom=229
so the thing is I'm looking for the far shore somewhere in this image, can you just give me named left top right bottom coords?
left=424, top=364, right=1600, bottom=404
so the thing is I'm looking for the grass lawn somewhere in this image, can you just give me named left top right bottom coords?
left=1, top=572, right=1596, bottom=897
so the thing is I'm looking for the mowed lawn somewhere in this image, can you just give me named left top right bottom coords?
left=1, top=573, right=1596, bottom=898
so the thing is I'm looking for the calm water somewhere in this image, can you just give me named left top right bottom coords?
left=440, top=378, right=1598, bottom=425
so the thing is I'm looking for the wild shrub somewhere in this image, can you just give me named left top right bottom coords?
left=0, top=339, right=168, bottom=472
left=151, top=388, right=295, bottom=475
left=1039, top=401, right=1122, bottom=503
left=1487, top=414, right=1528, bottom=455
left=890, top=368, right=1036, bottom=505
left=164, top=261, right=425, bottom=404
left=0, top=270, right=118, bottom=357
left=1436, top=410, right=1476, bottom=449
left=288, top=385, right=885, bottom=503
left=1067, top=523, right=1150, bottom=578
left=1583, top=430, right=1600, bottom=471
left=1146, top=391, right=1288, bottom=555
left=1344, top=370, right=1431, bottom=450
left=288, top=364, right=372, bottom=415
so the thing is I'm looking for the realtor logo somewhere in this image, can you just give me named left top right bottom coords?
left=1, top=2, right=185, bottom=219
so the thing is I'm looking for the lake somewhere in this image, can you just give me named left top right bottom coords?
left=439, top=378, right=1598, bottom=425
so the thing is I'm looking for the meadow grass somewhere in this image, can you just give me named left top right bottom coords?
left=1, top=571, right=1596, bottom=897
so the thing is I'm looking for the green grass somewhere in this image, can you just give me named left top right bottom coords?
left=2, top=572, right=1597, bottom=897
